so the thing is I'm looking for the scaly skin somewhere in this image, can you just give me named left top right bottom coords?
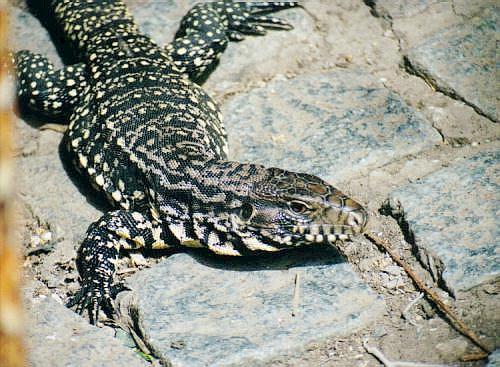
left=14, top=0, right=368, bottom=324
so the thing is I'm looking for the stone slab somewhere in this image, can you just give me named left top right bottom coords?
left=223, top=70, right=441, bottom=184
left=18, top=144, right=103, bottom=246
left=405, top=9, right=498, bottom=122
left=10, top=6, right=62, bottom=66
left=370, top=0, right=496, bottom=22
left=24, top=282, right=148, bottom=367
left=368, top=0, right=441, bottom=18
left=17, top=134, right=104, bottom=287
left=120, top=250, right=385, bottom=367
left=385, top=151, right=499, bottom=294
left=487, top=349, right=500, bottom=367
left=126, top=0, right=190, bottom=46
left=126, top=0, right=318, bottom=97
left=202, top=7, right=320, bottom=96
left=113, top=0, right=311, bottom=103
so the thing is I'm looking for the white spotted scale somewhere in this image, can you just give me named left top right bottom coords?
left=14, top=0, right=368, bottom=324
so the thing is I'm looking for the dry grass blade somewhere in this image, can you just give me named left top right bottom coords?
left=291, top=272, right=301, bottom=317
left=363, top=339, right=450, bottom=367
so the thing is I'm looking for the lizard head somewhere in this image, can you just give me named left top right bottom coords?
left=189, top=165, right=368, bottom=255
left=230, top=167, right=368, bottom=251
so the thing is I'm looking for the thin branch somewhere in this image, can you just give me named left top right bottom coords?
left=365, top=232, right=491, bottom=358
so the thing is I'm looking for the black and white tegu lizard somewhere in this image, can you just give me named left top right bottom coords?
left=14, top=0, right=368, bottom=324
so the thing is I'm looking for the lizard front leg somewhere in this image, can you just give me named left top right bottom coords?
left=166, top=1, right=300, bottom=81
left=67, top=209, right=170, bottom=324
left=14, top=50, right=88, bottom=119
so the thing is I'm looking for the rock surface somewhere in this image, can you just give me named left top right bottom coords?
left=385, top=150, right=499, bottom=294
left=405, top=8, right=498, bottom=122
left=224, top=70, right=441, bottom=183
left=487, top=349, right=500, bottom=367
left=24, top=282, right=149, bottom=367
left=119, top=250, right=385, bottom=367
left=18, top=130, right=104, bottom=287
left=127, top=0, right=320, bottom=96
left=18, top=145, right=103, bottom=246
left=10, top=6, right=62, bottom=66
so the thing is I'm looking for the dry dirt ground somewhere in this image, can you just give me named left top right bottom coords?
left=9, top=0, right=499, bottom=366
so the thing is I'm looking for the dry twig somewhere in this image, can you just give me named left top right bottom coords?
left=39, top=123, right=68, bottom=133
left=363, top=340, right=450, bottom=367
left=365, top=231, right=491, bottom=359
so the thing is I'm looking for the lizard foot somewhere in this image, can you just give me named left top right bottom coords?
left=67, top=277, right=129, bottom=325
left=222, top=1, right=301, bottom=41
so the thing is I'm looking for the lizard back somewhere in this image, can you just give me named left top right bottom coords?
left=56, top=0, right=228, bottom=212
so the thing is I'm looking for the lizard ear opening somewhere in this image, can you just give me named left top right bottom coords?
left=239, top=203, right=254, bottom=222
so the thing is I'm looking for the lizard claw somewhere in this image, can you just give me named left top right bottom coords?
left=248, top=15, right=294, bottom=30
left=243, top=2, right=301, bottom=14
left=222, top=1, right=300, bottom=41
left=67, top=277, right=128, bottom=325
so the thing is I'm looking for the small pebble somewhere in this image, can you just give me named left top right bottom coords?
left=41, top=231, right=52, bottom=242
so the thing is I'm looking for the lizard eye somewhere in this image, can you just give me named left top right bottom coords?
left=289, top=200, right=310, bottom=214
left=240, top=203, right=254, bottom=221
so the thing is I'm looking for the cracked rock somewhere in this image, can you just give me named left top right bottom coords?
left=385, top=150, right=499, bottom=295
left=24, top=282, right=149, bottom=367
left=117, top=250, right=385, bottom=367
left=405, top=8, right=498, bottom=122
left=223, top=70, right=441, bottom=184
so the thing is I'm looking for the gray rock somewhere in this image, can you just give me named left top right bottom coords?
left=126, top=0, right=195, bottom=47
left=128, top=1, right=315, bottom=97
left=487, top=349, right=500, bottom=367
left=18, top=144, right=103, bottom=247
left=405, top=9, right=498, bottom=122
left=435, top=337, right=469, bottom=360
left=18, top=137, right=103, bottom=281
left=369, top=0, right=496, bottom=20
left=367, top=0, right=441, bottom=18
left=203, top=7, right=320, bottom=96
left=24, top=282, right=148, bottom=367
left=451, top=0, right=499, bottom=18
left=119, top=250, right=385, bottom=367
left=385, top=151, right=499, bottom=294
left=10, top=6, right=62, bottom=67
left=223, top=70, right=441, bottom=184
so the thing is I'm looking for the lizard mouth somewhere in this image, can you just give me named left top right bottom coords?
left=294, top=229, right=353, bottom=245
left=245, top=223, right=357, bottom=245
left=291, top=223, right=358, bottom=242
left=287, top=231, right=353, bottom=247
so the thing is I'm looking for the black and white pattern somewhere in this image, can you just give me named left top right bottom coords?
left=15, top=0, right=368, bottom=324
